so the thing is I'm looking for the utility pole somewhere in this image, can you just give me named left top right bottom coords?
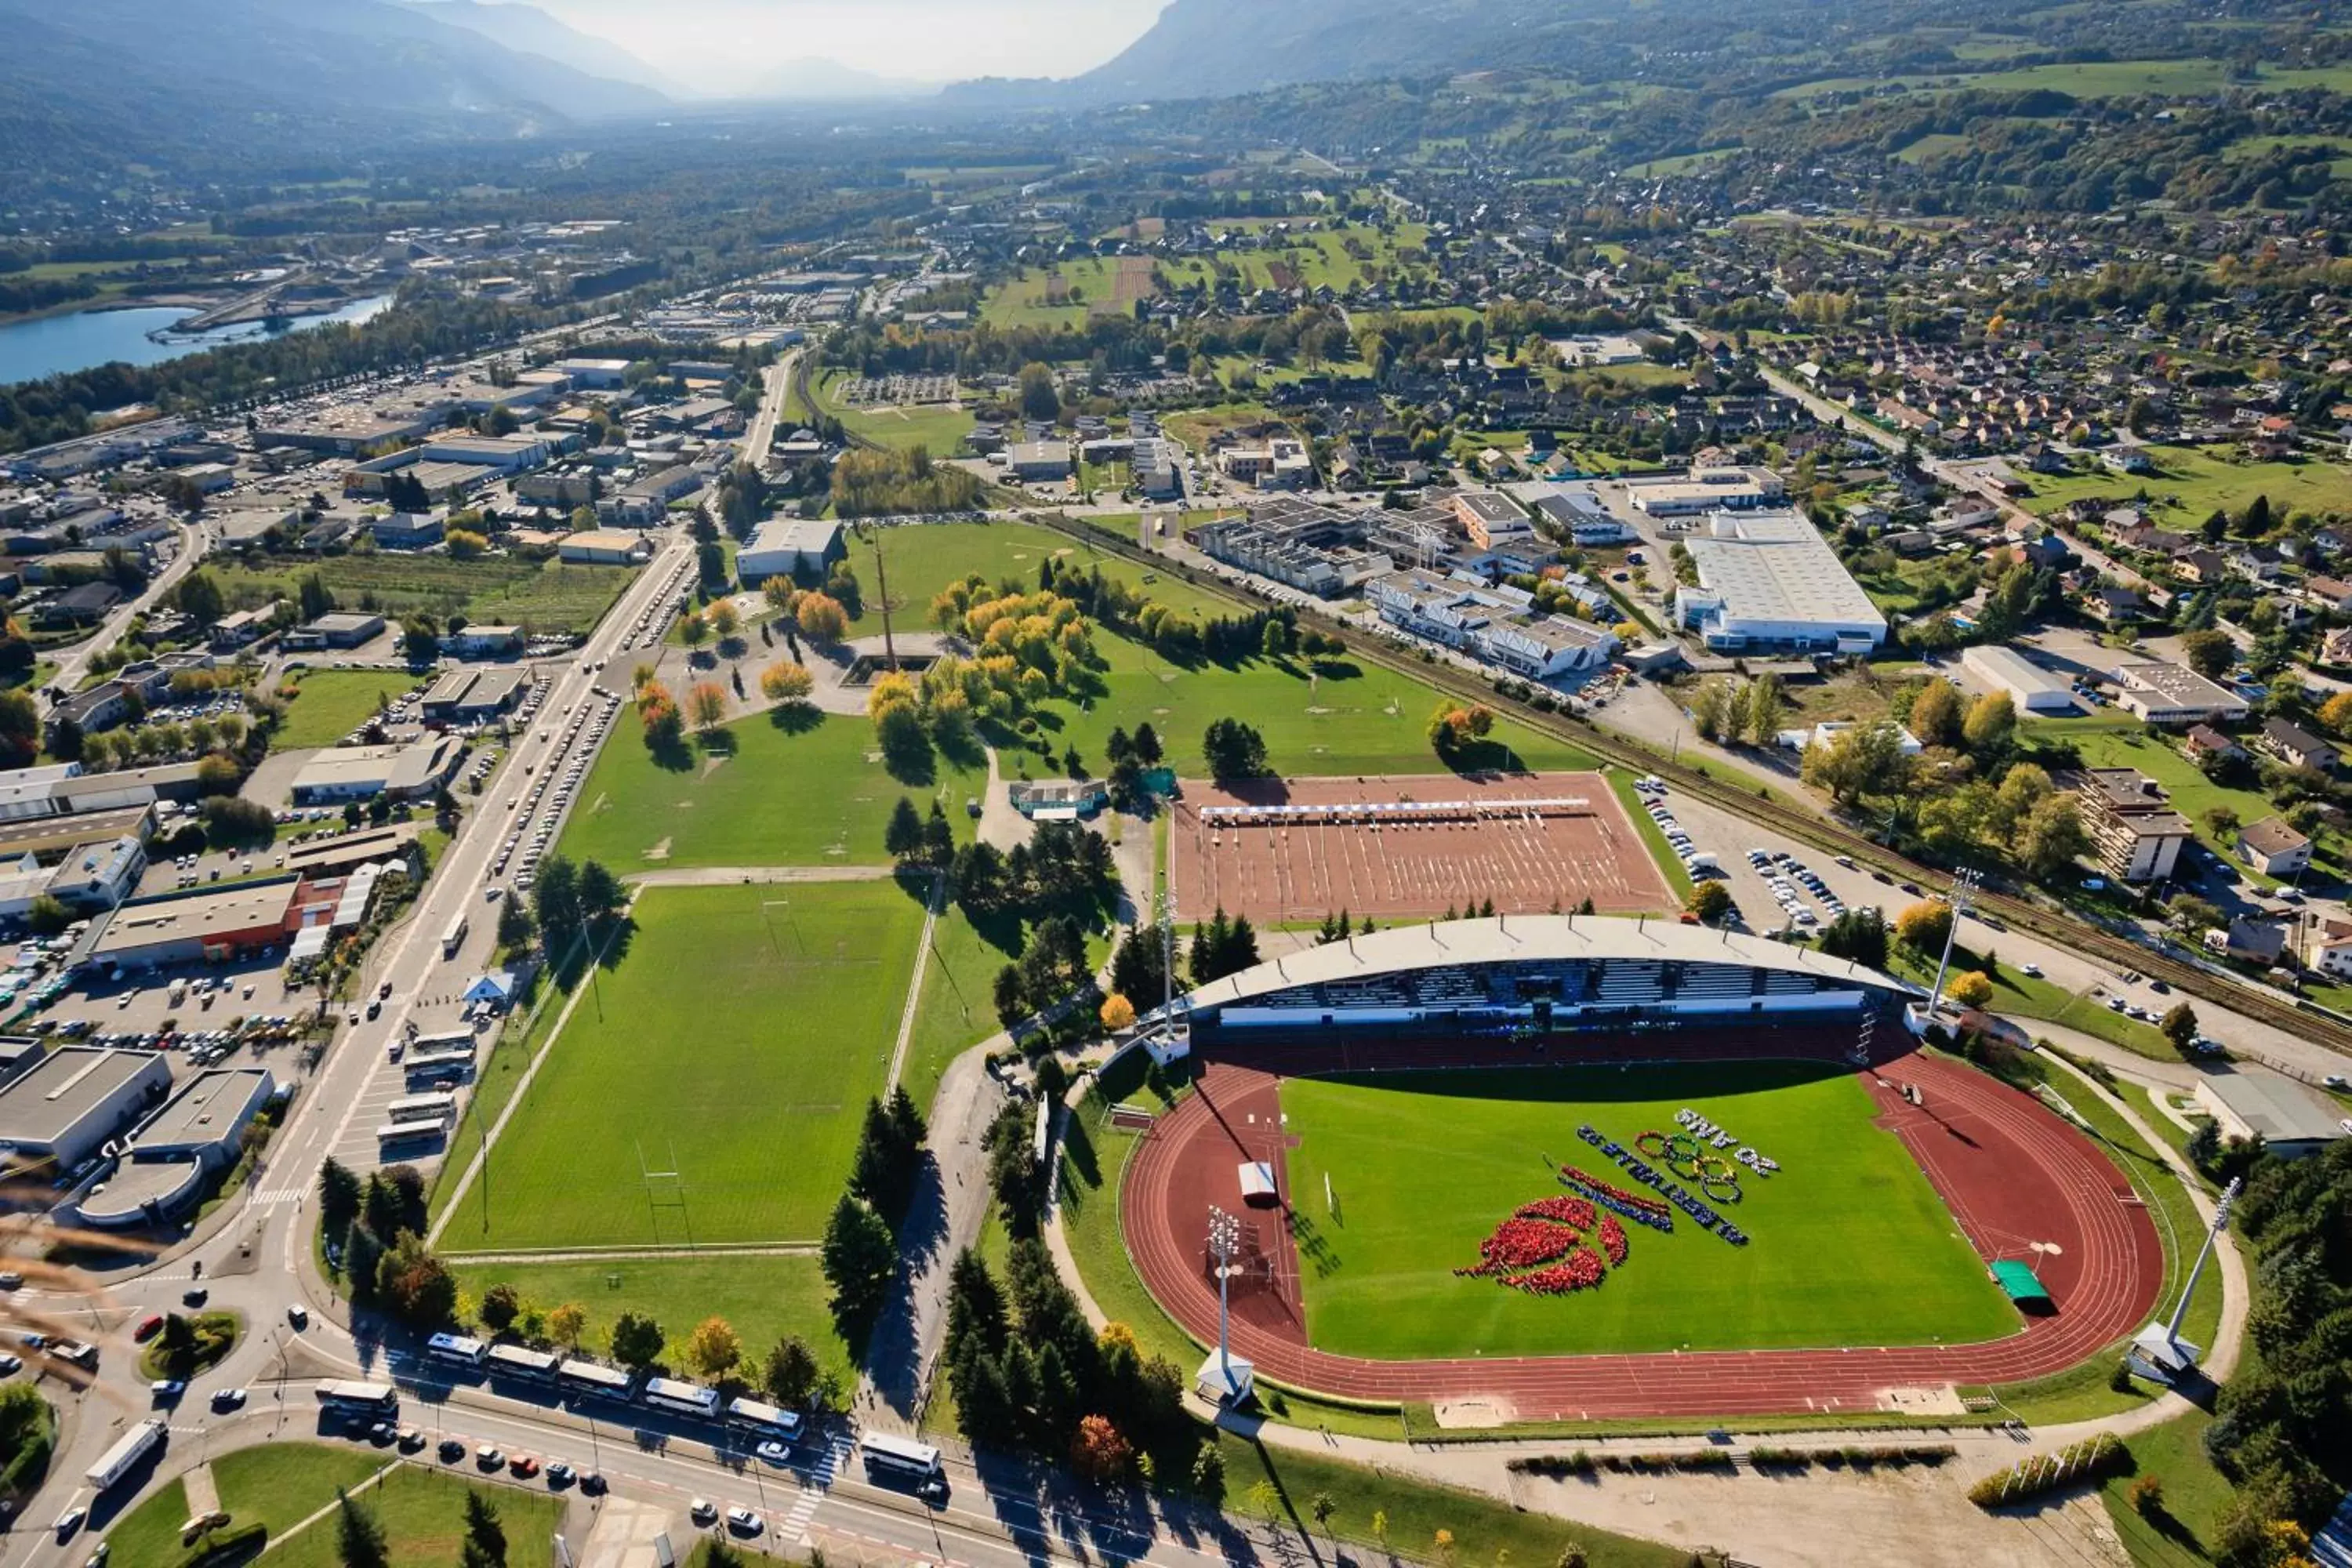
left=869, top=527, right=898, bottom=673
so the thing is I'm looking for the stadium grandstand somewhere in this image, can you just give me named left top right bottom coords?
left=1163, top=916, right=1919, bottom=1063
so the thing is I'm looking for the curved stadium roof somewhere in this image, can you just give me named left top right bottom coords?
left=1180, top=914, right=1921, bottom=1011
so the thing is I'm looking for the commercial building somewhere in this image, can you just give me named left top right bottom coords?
left=0, top=763, right=195, bottom=825
left=289, top=737, right=464, bottom=806
left=1673, top=512, right=1886, bottom=654
left=1453, top=491, right=1532, bottom=550
left=416, top=434, right=550, bottom=474
left=0, top=835, right=146, bottom=919
left=78, top=880, right=307, bottom=971
left=419, top=667, right=524, bottom=724
left=1369, top=570, right=1620, bottom=680
left=2192, top=1066, right=2347, bottom=1158
left=209, top=605, right=278, bottom=650
left=1960, top=646, right=2078, bottom=715
left=1530, top=489, right=1636, bottom=546
left=2059, top=768, right=2194, bottom=883
left=1007, top=441, right=1073, bottom=483
left=558, top=530, right=654, bottom=566
left=0, top=1047, right=172, bottom=1174
left=282, top=612, right=387, bottom=652
left=736, top=518, right=846, bottom=585
left=1192, top=503, right=1393, bottom=597
left=0, top=806, right=154, bottom=863
left=369, top=511, right=447, bottom=550
left=1217, top=439, right=1312, bottom=490
left=74, top=1068, right=277, bottom=1229
left=553, top=358, right=632, bottom=389
left=2112, top=662, right=2251, bottom=726
left=1628, top=467, right=1787, bottom=516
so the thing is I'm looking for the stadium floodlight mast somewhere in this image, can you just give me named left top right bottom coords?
left=1197, top=1204, right=1255, bottom=1407
left=1924, top=867, right=1981, bottom=1017
left=2130, top=1176, right=2241, bottom=1381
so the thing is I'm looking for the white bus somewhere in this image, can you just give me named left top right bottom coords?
left=425, top=1333, right=488, bottom=1368
left=557, top=1359, right=633, bottom=1402
left=858, top=1431, right=943, bottom=1486
left=724, top=1397, right=804, bottom=1443
left=485, top=1344, right=561, bottom=1384
left=85, top=1418, right=166, bottom=1491
left=385, top=1092, right=457, bottom=1127
left=376, top=1120, right=447, bottom=1149
left=315, top=1381, right=399, bottom=1420
left=409, top=1028, right=476, bottom=1054
left=441, top=914, right=469, bottom=958
left=638, top=1376, right=720, bottom=1419
left=405, top=1047, right=476, bottom=1087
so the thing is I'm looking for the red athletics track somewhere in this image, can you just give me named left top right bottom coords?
left=1119, top=1045, right=2164, bottom=1418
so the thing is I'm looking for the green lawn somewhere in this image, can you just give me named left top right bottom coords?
left=104, top=1443, right=564, bottom=1568
left=445, top=881, right=924, bottom=1249
left=898, top=904, right=1011, bottom=1116
left=451, top=1254, right=855, bottom=1392
left=2017, top=445, right=2352, bottom=529
left=812, top=368, right=975, bottom=454
left=2100, top=1406, right=2234, bottom=1566
left=210, top=556, right=636, bottom=636
left=1888, top=942, right=2176, bottom=1058
left=559, top=710, right=986, bottom=871
left=1282, top=1063, right=2018, bottom=1359
left=270, top=669, right=426, bottom=751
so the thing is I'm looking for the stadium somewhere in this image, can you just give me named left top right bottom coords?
left=1118, top=916, right=2165, bottom=1421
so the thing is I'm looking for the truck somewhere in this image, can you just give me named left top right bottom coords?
left=85, top=1418, right=167, bottom=1491
left=440, top=914, right=468, bottom=959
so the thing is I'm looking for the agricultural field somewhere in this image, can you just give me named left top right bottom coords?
left=2017, top=445, right=2352, bottom=526
left=1282, top=1062, right=2016, bottom=1359
left=102, top=1443, right=563, bottom=1568
left=443, top=880, right=924, bottom=1250
left=209, top=556, right=635, bottom=636
left=557, top=710, right=986, bottom=871
left=268, top=667, right=425, bottom=751
left=978, top=221, right=1436, bottom=329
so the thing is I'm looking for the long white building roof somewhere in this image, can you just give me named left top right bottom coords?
left=1682, top=511, right=1886, bottom=631
left=1182, top=914, right=1918, bottom=1010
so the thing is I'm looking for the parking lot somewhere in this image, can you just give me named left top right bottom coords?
left=496, top=685, right=622, bottom=895
left=612, top=557, right=694, bottom=658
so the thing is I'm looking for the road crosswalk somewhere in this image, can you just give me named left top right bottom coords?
left=783, top=1438, right=848, bottom=1544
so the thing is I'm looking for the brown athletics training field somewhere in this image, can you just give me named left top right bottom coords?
left=1169, top=771, right=1672, bottom=924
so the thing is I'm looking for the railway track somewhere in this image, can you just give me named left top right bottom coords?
left=1017, top=508, right=2352, bottom=1061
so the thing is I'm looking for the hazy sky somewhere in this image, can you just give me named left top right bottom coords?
left=531, top=0, right=1171, bottom=89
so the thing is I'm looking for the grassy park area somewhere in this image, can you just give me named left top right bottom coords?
left=269, top=668, right=424, bottom=751
left=103, top=1443, right=562, bottom=1568
left=211, top=556, right=635, bottom=636
left=2018, top=445, right=2352, bottom=529
left=443, top=880, right=924, bottom=1250
left=1282, top=1062, right=2016, bottom=1359
left=810, top=368, right=975, bottom=453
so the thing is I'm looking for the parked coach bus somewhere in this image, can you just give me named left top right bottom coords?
left=724, top=1397, right=803, bottom=1443
left=425, top=1333, right=488, bottom=1369
left=638, top=1376, right=719, bottom=1419
left=556, top=1359, right=633, bottom=1402
left=485, top=1344, right=561, bottom=1384
left=858, top=1432, right=945, bottom=1495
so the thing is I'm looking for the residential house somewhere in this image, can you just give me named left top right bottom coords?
left=2183, top=726, right=2246, bottom=764
left=2238, top=817, right=2314, bottom=880
left=2257, top=717, right=2339, bottom=775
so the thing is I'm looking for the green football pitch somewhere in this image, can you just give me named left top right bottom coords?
left=448, top=881, right=925, bottom=1250
left=1279, top=1063, right=2017, bottom=1359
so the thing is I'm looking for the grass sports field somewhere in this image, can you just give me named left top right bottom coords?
left=558, top=709, right=987, bottom=870
left=1280, top=1063, right=2016, bottom=1359
left=448, top=881, right=924, bottom=1249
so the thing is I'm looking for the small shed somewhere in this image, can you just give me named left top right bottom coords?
left=1991, top=1259, right=2054, bottom=1312
left=1238, top=1161, right=1279, bottom=1207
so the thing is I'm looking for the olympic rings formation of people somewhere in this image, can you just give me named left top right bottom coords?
left=1634, top=1130, right=1744, bottom=1204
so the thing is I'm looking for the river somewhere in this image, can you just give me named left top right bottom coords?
left=0, top=295, right=396, bottom=387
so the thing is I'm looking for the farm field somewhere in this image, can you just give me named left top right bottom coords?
left=449, top=1253, right=855, bottom=1391
left=102, top=1443, right=563, bottom=1568
left=557, top=710, right=986, bottom=871
left=2017, top=445, right=2352, bottom=526
left=269, top=667, right=425, bottom=751
left=1281, top=1063, right=2017, bottom=1359
left=446, top=880, right=924, bottom=1249
left=978, top=222, right=1436, bottom=328
left=210, top=556, right=635, bottom=636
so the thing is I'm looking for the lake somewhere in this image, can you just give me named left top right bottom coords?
left=0, top=295, right=395, bottom=387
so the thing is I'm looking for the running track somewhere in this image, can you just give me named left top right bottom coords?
left=1119, top=1048, right=2163, bottom=1418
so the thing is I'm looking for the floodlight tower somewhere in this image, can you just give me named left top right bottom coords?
left=2130, top=1177, right=2240, bottom=1381
left=1925, top=867, right=1981, bottom=1016
left=1196, top=1204, right=1255, bottom=1406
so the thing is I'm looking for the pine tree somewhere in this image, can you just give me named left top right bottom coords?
left=884, top=797, right=924, bottom=860
left=337, top=1491, right=390, bottom=1568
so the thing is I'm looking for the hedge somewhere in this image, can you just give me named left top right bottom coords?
left=1968, top=1432, right=2129, bottom=1508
